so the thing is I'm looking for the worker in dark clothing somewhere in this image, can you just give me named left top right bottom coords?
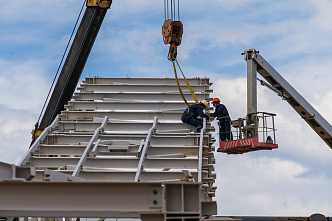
left=212, top=98, right=233, bottom=141
left=181, top=100, right=209, bottom=132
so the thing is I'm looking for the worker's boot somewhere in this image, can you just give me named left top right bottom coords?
left=196, top=126, right=203, bottom=133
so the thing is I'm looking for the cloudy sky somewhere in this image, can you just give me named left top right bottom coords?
left=1, top=0, right=332, bottom=217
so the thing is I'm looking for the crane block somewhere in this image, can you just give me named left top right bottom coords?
left=162, top=19, right=183, bottom=46
left=162, top=19, right=183, bottom=60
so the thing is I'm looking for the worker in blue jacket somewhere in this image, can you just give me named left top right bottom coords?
left=181, top=100, right=209, bottom=132
left=212, top=98, right=233, bottom=141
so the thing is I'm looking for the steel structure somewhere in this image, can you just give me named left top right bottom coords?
left=1, top=77, right=217, bottom=221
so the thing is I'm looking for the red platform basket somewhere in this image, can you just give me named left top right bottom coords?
left=217, top=137, right=278, bottom=154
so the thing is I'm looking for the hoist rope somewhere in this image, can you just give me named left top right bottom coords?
left=164, top=0, right=167, bottom=20
left=178, top=0, right=180, bottom=20
left=164, top=0, right=180, bottom=21
left=171, top=0, right=173, bottom=20
left=172, top=58, right=199, bottom=106
left=36, top=0, right=86, bottom=127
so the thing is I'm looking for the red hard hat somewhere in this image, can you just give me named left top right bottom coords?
left=212, top=98, right=220, bottom=103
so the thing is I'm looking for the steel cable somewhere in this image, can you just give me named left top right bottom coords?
left=30, top=0, right=87, bottom=146
left=164, top=0, right=166, bottom=20
left=36, top=0, right=86, bottom=126
left=178, top=0, right=180, bottom=20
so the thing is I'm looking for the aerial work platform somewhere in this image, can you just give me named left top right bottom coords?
left=217, top=112, right=278, bottom=154
left=218, top=137, right=278, bottom=154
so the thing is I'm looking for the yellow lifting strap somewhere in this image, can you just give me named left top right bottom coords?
left=172, top=58, right=199, bottom=106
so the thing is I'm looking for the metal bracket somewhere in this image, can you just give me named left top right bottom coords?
left=44, top=169, right=86, bottom=182
left=0, top=161, right=36, bottom=181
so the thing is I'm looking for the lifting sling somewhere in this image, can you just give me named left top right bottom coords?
left=172, top=58, right=199, bottom=106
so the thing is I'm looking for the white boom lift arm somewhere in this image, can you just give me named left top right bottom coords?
left=244, top=49, right=332, bottom=149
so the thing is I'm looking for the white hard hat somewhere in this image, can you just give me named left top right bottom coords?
left=200, top=100, right=208, bottom=107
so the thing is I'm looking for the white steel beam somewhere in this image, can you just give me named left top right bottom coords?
left=83, top=77, right=211, bottom=85
left=49, top=134, right=204, bottom=146
left=59, top=120, right=211, bottom=133
left=65, top=101, right=188, bottom=111
left=0, top=181, right=163, bottom=218
left=135, top=116, right=157, bottom=181
left=79, top=84, right=209, bottom=93
left=29, top=157, right=207, bottom=170
left=0, top=181, right=216, bottom=218
left=73, top=116, right=108, bottom=176
left=60, top=110, right=183, bottom=121
left=18, top=116, right=60, bottom=166
left=32, top=170, right=210, bottom=182
left=72, top=92, right=211, bottom=102
left=0, top=161, right=36, bottom=181
left=198, top=118, right=207, bottom=182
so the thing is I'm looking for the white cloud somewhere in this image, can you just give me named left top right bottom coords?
left=0, top=106, right=36, bottom=164
left=309, top=0, right=332, bottom=30
left=100, top=26, right=163, bottom=61
left=0, top=1, right=80, bottom=22
left=212, top=78, right=247, bottom=118
left=0, top=58, right=51, bottom=164
left=0, top=59, right=50, bottom=112
left=215, top=155, right=332, bottom=216
left=111, top=0, right=164, bottom=16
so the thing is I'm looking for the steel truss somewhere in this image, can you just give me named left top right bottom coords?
left=1, top=77, right=216, bottom=221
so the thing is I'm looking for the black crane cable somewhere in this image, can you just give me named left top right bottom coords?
left=35, top=0, right=86, bottom=128
left=31, top=0, right=86, bottom=145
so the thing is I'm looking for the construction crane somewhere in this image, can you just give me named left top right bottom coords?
left=32, top=0, right=112, bottom=141
left=218, top=48, right=332, bottom=154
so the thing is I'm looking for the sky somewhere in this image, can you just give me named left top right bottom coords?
left=1, top=0, right=332, bottom=217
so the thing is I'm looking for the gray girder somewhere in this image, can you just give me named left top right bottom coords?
left=0, top=181, right=216, bottom=219
left=0, top=161, right=36, bottom=181
left=78, top=84, right=211, bottom=93
left=82, top=76, right=211, bottom=85
left=58, top=120, right=213, bottom=133
left=31, top=169, right=210, bottom=182
left=73, top=91, right=211, bottom=102
left=36, top=144, right=208, bottom=157
left=65, top=101, right=191, bottom=111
